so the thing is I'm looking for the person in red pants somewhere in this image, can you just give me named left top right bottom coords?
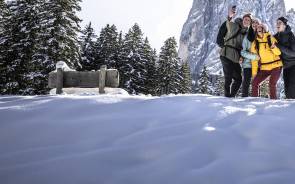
left=250, top=24, right=283, bottom=99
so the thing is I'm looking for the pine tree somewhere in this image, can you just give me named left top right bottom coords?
left=214, top=71, right=224, bottom=96
left=36, top=0, right=82, bottom=69
left=179, top=61, right=192, bottom=94
left=79, top=22, right=97, bottom=71
left=0, top=0, right=10, bottom=94
left=157, top=37, right=181, bottom=95
left=121, top=23, right=148, bottom=94
left=118, top=31, right=124, bottom=47
left=117, top=31, right=125, bottom=88
left=142, top=38, right=157, bottom=95
left=196, top=66, right=212, bottom=94
left=1, top=0, right=83, bottom=95
left=96, top=24, right=119, bottom=70
left=27, top=0, right=82, bottom=94
left=1, top=0, right=41, bottom=95
left=0, top=0, right=8, bottom=31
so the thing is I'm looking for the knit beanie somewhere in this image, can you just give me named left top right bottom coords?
left=278, top=17, right=288, bottom=25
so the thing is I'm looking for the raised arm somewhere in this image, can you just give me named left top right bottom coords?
left=226, top=7, right=238, bottom=35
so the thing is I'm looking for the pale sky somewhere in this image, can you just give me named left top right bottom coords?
left=79, top=0, right=192, bottom=51
left=80, top=0, right=295, bottom=51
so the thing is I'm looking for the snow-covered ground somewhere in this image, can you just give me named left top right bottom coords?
left=1, top=94, right=295, bottom=184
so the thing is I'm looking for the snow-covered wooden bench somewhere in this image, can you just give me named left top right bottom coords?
left=48, top=61, right=120, bottom=94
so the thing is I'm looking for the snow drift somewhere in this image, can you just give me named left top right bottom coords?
left=1, top=94, right=295, bottom=184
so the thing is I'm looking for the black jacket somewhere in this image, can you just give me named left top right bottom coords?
left=274, top=25, right=295, bottom=69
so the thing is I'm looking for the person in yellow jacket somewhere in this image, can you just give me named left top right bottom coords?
left=251, top=23, right=283, bottom=99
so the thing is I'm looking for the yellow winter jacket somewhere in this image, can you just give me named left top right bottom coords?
left=250, top=32, right=283, bottom=77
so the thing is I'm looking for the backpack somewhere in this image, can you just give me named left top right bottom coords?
left=255, top=35, right=280, bottom=67
left=216, top=21, right=227, bottom=47
left=255, top=35, right=272, bottom=53
left=224, top=27, right=242, bottom=43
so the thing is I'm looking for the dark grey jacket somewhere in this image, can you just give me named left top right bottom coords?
left=220, top=19, right=248, bottom=63
left=274, top=25, right=295, bottom=69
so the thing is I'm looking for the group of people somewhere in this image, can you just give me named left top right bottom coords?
left=216, top=7, right=295, bottom=99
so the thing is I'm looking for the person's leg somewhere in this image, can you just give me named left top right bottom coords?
left=283, top=68, right=290, bottom=98
left=221, top=57, right=233, bottom=97
left=269, top=67, right=282, bottom=99
left=252, top=71, right=270, bottom=97
left=231, top=62, right=242, bottom=97
left=242, top=68, right=252, bottom=97
left=286, top=66, right=295, bottom=99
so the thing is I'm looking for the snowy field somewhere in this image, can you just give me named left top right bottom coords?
left=1, top=94, right=295, bottom=184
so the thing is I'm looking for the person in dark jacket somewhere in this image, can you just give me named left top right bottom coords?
left=216, top=8, right=252, bottom=97
left=274, top=17, right=295, bottom=99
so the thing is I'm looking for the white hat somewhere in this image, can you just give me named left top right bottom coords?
left=252, top=17, right=261, bottom=24
left=258, top=23, right=269, bottom=32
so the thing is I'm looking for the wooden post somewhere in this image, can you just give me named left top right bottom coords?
left=99, top=65, right=107, bottom=94
left=56, top=62, right=64, bottom=94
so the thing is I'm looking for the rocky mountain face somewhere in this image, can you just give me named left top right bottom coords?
left=179, top=0, right=289, bottom=81
left=287, top=8, right=295, bottom=29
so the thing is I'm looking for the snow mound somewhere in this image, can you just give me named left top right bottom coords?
left=1, top=94, right=295, bottom=184
left=54, top=61, right=75, bottom=72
